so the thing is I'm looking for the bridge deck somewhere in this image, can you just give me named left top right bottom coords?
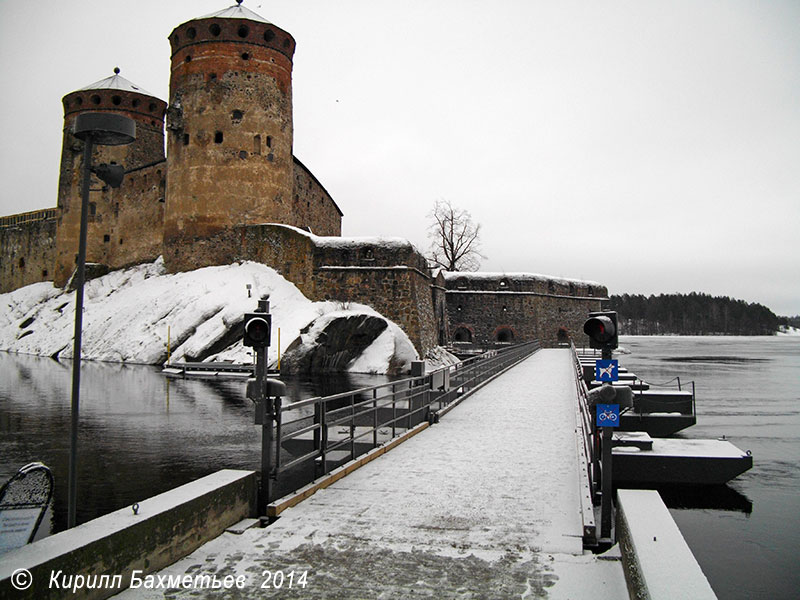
left=118, top=349, right=627, bottom=599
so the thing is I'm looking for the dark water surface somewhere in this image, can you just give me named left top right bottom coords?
left=618, top=335, right=800, bottom=600
left=0, top=353, right=391, bottom=533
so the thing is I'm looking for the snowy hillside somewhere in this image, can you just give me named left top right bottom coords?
left=0, top=258, right=423, bottom=374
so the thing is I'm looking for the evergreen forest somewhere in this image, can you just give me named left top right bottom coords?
left=608, top=292, right=786, bottom=335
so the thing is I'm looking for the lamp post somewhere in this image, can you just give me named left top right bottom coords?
left=67, top=112, right=135, bottom=528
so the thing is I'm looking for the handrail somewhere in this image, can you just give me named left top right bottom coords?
left=266, top=341, right=541, bottom=496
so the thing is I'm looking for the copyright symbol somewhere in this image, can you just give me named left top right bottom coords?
left=11, top=568, right=32, bottom=590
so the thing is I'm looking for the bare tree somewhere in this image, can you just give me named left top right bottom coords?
left=427, top=199, right=485, bottom=271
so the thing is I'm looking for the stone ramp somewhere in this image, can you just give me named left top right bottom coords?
left=116, top=349, right=627, bottom=599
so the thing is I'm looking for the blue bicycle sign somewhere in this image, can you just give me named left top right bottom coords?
left=596, top=403, right=620, bottom=428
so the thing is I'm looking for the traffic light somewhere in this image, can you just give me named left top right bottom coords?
left=243, top=313, right=271, bottom=348
left=583, top=311, right=618, bottom=351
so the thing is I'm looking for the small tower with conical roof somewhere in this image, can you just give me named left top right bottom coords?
left=163, top=1, right=299, bottom=271
left=54, top=69, right=167, bottom=286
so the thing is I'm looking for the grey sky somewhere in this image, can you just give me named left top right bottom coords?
left=1, top=1, right=798, bottom=315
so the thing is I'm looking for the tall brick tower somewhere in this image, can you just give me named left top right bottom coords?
left=163, top=1, right=298, bottom=272
left=54, top=70, right=167, bottom=287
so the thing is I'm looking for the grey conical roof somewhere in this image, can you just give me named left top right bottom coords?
left=77, top=69, right=155, bottom=97
left=195, top=2, right=271, bottom=24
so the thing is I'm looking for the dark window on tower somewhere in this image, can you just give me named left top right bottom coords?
left=209, top=23, right=221, bottom=37
left=266, top=136, right=272, bottom=148
left=238, top=25, right=249, bottom=38
left=187, top=26, right=196, bottom=39
left=241, top=52, right=250, bottom=61
left=264, top=30, right=275, bottom=43
left=214, top=131, right=223, bottom=144
left=18, top=257, right=25, bottom=268
left=103, top=234, right=110, bottom=243
left=253, top=135, right=262, bottom=155
left=183, top=133, right=190, bottom=146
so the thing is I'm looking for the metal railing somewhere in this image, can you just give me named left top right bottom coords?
left=266, top=341, right=541, bottom=493
left=570, top=343, right=600, bottom=546
left=0, top=208, right=57, bottom=229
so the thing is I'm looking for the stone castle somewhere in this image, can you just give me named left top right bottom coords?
left=0, top=3, right=607, bottom=356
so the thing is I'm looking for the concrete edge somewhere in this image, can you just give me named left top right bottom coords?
left=267, top=422, right=430, bottom=517
left=616, top=488, right=717, bottom=600
left=0, top=469, right=256, bottom=600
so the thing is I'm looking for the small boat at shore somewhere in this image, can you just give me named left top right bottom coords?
left=0, top=463, right=54, bottom=554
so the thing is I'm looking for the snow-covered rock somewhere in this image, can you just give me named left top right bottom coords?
left=0, top=259, right=424, bottom=374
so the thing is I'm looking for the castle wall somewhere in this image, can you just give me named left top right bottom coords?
left=54, top=87, right=167, bottom=287
left=211, top=224, right=438, bottom=355
left=77, top=162, right=166, bottom=274
left=0, top=210, right=57, bottom=293
left=443, top=273, right=608, bottom=346
left=292, top=157, right=342, bottom=236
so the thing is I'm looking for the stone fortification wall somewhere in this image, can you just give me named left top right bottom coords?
left=292, top=157, right=343, bottom=236
left=443, top=272, right=608, bottom=346
left=216, top=224, right=437, bottom=354
left=0, top=210, right=57, bottom=293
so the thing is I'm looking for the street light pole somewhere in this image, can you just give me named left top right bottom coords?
left=67, top=112, right=135, bottom=528
left=67, top=137, right=95, bottom=529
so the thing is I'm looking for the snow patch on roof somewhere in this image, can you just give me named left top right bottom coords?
left=441, top=271, right=603, bottom=287
left=195, top=3, right=271, bottom=24
left=77, top=72, right=156, bottom=97
left=266, top=223, right=419, bottom=253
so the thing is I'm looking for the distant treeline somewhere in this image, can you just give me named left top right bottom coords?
left=608, top=292, right=785, bottom=335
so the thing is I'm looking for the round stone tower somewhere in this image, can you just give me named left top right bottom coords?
left=54, top=70, right=167, bottom=287
left=163, top=1, right=297, bottom=271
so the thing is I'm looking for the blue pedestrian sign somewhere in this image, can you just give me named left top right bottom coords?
left=595, top=359, right=619, bottom=382
left=596, top=403, right=620, bottom=428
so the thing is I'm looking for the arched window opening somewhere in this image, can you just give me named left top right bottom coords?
left=453, top=327, right=472, bottom=343
left=496, top=328, right=514, bottom=344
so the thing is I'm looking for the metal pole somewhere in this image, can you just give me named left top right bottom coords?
left=259, top=398, right=272, bottom=517
left=67, top=136, right=94, bottom=529
left=600, top=426, right=613, bottom=539
left=255, top=295, right=270, bottom=517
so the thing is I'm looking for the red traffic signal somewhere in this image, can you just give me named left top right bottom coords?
left=243, top=313, right=271, bottom=348
left=583, top=311, right=618, bottom=350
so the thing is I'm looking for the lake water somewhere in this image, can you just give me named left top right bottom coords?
left=1, top=337, right=798, bottom=598
left=0, top=353, right=391, bottom=533
left=618, top=335, right=800, bottom=600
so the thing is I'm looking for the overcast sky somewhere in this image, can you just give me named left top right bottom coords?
left=1, top=1, right=798, bottom=316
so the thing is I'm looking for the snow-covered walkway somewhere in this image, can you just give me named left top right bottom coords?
left=116, top=349, right=627, bottom=598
